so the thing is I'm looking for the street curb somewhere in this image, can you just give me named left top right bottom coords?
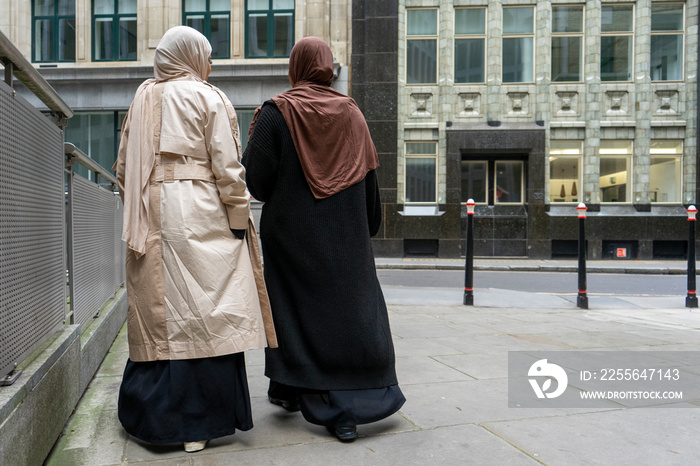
left=375, top=263, right=687, bottom=275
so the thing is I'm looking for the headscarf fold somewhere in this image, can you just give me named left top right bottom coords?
left=120, top=26, right=211, bottom=257
left=270, top=37, right=378, bottom=199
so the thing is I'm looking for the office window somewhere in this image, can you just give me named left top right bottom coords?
left=601, top=4, right=634, bottom=82
left=406, top=8, right=438, bottom=85
left=461, top=161, right=487, bottom=204
left=650, top=140, right=682, bottom=203
left=93, top=0, right=137, bottom=61
left=65, top=111, right=127, bottom=182
left=454, top=7, right=486, bottom=84
left=183, top=0, right=230, bottom=59
left=599, top=140, right=632, bottom=203
left=549, top=141, right=582, bottom=203
left=651, top=3, right=684, bottom=81
left=502, top=6, right=534, bottom=83
left=246, top=0, right=294, bottom=58
left=495, top=161, right=523, bottom=204
left=237, top=108, right=255, bottom=153
left=405, top=142, right=437, bottom=203
left=551, top=5, right=583, bottom=82
left=33, top=0, right=76, bottom=62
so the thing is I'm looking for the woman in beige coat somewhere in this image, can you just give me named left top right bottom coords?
left=114, top=26, right=275, bottom=453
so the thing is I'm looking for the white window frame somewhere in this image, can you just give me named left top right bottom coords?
left=494, top=160, right=525, bottom=205
left=551, top=5, right=584, bottom=83
left=599, top=140, right=633, bottom=204
left=549, top=141, right=583, bottom=204
left=601, top=3, right=635, bottom=82
left=461, top=160, right=488, bottom=204
left=406, top=8, right=439, bottom=86
left=502, top=5, right=535, bottom=84
left=650, top=2, right=685, bottom=82
left=404, top=141, right=438, bottom=205
left=454, top=6, right=487, bottom=84
left=650, top=140, right=683, bottom=204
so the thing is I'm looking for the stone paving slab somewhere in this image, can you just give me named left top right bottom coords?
left=45, top=285, right=700, bottom=465
left=188, top=424, right=539, bottom=466
left=482, top=407, right=700, bottom=466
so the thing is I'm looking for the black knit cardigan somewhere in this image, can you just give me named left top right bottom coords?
left=241, top=101, right=398, bottom=390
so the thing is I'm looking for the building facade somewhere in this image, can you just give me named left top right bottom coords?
left=1, top=0, right=351, bottom=180
left=352, top=0, right=699, bottom=259
left=3, top=0, right=698, bottom=260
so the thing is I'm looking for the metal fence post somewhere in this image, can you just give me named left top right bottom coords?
left=464, top=199, right=475, bottom=305
left=577, top=203, right=588, bottom=309
left=686, top=205, right=698, bottom=308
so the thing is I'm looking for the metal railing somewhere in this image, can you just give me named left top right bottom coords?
left=65, top=144, right=125, bottom=326
left=0, top=30, right=124, bottom=384
left=0, top=31, right=72, bottom=124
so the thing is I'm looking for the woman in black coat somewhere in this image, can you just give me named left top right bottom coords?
left=242, top=37, right=404, bottom=442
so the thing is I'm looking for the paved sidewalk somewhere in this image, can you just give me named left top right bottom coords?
left=45, top=284, right=700, bottom=466
left=375, top=257, right=689, bottom=274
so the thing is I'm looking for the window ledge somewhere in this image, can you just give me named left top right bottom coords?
left=400, top=205, right=445, bottom=216
left=650, top=120, right=687, bottom=127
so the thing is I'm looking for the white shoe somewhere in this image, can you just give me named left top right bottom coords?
left=184, top=440, right=207, bottom=452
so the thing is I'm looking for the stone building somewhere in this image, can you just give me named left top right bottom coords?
left=1, top=0, right=351, bottom=180
left=352, top=0, right=699, bottom=259
left=3, top=0, right=698, bottom=260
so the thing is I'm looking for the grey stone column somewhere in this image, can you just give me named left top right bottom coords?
left=584, top=0, right=602, bottom=208
left=486, top=0, right=502, bottom=123
left=634, top=0, right=652, bottom=209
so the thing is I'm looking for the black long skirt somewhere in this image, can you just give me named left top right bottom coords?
left=269, top=381, right=406, bottom=428
left=118, top=352, right=253, bottom=444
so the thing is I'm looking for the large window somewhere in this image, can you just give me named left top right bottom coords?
left=405, top=142, right=437, bottom=204
left=599, top=140, right=632, bottom=203
left=549, top=141, right=582, bottom=203
left=454, top=7, right=486, bottom=84
left=551, top=5, right=583, bottom=82
left=495, top=161, right=523, bottom=204
left=651, top=2, right=684, bottom=81
left=93, top=0, right=137, bottom=61
left=461, top=161, right=487, bottom=203
left=502, top=6, right=534, bottom=83
left=461, top=158, right=524, bottom=205
left=406, top=8, right=438, bottom=85
left=601, top=4, right=634, bottom=82
left=33, top=0, right=76, bottom=62
left=65, top=111, right=127, bottom=182
left=183, top=0, right=231, bottom=59
left=650, top=140, right=682, bottom=203
left=245, top=0, right=294, bottom=58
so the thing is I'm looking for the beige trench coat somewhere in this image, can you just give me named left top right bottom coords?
left=115, top=78, right=276, bottom=361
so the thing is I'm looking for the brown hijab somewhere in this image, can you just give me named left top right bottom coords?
left=270, top=37, right=378, bottom=199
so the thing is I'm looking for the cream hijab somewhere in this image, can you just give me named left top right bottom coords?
left=120, top=26, right=211, bottom=257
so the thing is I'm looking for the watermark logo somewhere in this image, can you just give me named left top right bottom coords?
left=528, top=359, right=568, bottom=399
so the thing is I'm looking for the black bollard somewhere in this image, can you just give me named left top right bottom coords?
left=686, top=205, right=698, bottom=308
left=576, top=203, right=588, bottom=309
left=464, top=199, right=476, bottom=305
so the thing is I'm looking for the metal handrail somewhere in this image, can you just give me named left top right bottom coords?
left=0, top=30, right=73, bottom=120
left=64, top=143, right=118, bottom=186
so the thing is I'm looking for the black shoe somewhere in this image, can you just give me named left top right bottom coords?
left=326, top=425, right=358, bottom=443
left=268, top=395, right=300, bottom=412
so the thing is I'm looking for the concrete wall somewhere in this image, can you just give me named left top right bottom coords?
left=0, top=289, right=127, bottom=466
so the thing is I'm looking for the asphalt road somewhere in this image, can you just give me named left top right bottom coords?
left=376, top=269, right=687, bottom=297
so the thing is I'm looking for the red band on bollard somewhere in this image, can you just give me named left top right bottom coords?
left=465, top=287, right=472, bottom=291
left=578, top=290, right=586, bottom=294
left=689, top=290, right=696, bottom=294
